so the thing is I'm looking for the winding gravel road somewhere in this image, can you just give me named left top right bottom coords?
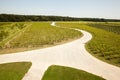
left=0, top=23, right=120, bottom=80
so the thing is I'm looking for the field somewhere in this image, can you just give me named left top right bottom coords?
left=0, top=22, right=28, bottom=48
left=0, top=62, right=32, bottom=80
left=0, top=22, right=82, bottom=54
left=42, top=65, right=105, bottom=80
left=1, top=22, right=120, bottom=79
left=87, top=22, right=120, bottom=34
left=57, top=22, right=120, bottom=67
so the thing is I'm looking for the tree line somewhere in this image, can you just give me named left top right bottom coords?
left=0, top=14, right=120, bottom=22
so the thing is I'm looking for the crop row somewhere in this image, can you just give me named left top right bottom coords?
left=87, top=22, right=120, bottom=34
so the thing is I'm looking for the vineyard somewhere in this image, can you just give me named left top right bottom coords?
left=87, top=22, right=120, bottom=34
left=57, top=22, right=120, bottom=67
left=0, top=22, right=82, bottom=54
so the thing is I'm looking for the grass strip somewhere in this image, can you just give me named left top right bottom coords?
left=0, top=62, right=32, bottom=80
left=42, top=65, right=105, bottom=80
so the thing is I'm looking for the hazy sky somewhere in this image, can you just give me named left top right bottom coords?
left=0, top=0, right=120, bottom=19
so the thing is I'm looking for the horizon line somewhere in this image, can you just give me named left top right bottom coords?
left=0, top=13, right=120, bottom=20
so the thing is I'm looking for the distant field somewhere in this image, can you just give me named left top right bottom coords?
left=0, top=22, right=82, bottom=54
left=42, top=65, right=105, bottom=80
left=57, top=22, right=120, bottom=67
left=0, top=62, right=31, bottom=80
left=87, top=22, right=120, bottom=34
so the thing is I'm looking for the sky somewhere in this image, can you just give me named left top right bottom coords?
left=0, top=0, right=120, bottom=19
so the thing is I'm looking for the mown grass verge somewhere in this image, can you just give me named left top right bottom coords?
left=42, top=65, right=105, bottom=80
left=0, top=22, right=82, bottom=54
left=57, top=22, right=120, bottom=67
left=0, top=62, right=32, bottom=80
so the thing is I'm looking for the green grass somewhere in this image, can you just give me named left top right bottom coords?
left=42, top=65, right=105, bottom=80
left=57, top=22, right=120, bottom=67
left=0, top=22, right=28, bottom=48
left=0, top=62, right=32, bottom=80
left=0, top=22, right=82, bottom=54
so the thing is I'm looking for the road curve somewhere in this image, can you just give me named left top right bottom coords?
left=0, top=23, right=120, bottom=80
